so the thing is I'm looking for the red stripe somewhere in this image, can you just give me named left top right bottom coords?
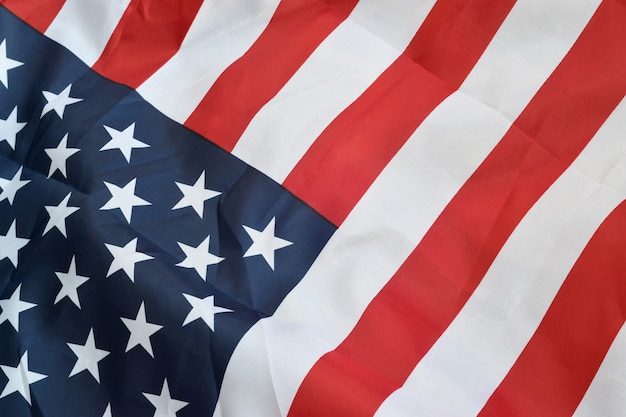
left=184, top=0, right=358, bottom=151
left=404, top=0, right=518, bottom=87
left=0, top=0, right=65, bottom=32
left=479, top=200, right=626, bottom=417
left=91, top=0, right=203, bottom=89
left=283, top=0, right=515, bottom=226
left=287, top=2, right=626, bottom=417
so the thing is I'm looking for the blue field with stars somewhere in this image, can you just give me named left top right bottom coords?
left=0, top=7, right=335, bottom=417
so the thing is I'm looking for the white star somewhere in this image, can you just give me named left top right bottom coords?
left=0, top=166, right=29, bottom=205
left=182, top=294, right=232, bottom=331
left=0, top=106, right=26, bottom=149
left=102, top=403, right=112, bottom=417
left=54, top=256, right=89, bottom=308
left=41, top=84, right=82, bottom=119
left=44, top=133, right=80, bottom=178
left=0, top=220, right=29, bottom=268
left=0, top=352, right=47, bottom=405
left=173, top=171, right=221, bottom=218
left=121, top=302, right=163, bottom=358
left=43, top=193, right=79, bottom=237
left=67, top=328, right=110, bottom=383
left=105, top=237, right=153, bottom=282
left=101, top=123, right=150, bottom=163
left=0, top=284, right=36, bottom=332
left=176, top=235, right=224, bottom=280
left=0, top=39, right=23, bottom=89
left=143, top=379, right=188, bottom=417
left=242, top=217, right=293, bottom=270
left=100, top=179, right=151, bottom=223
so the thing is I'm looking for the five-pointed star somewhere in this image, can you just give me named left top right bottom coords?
left=121, top=302, right=163, bottom=358
left=0, top=166, right=29, bottom=205
left=101, top=123, right=150, bottom=163
left=0, top=106, right=26, bottom=150
left=67, top=328, right=110, bottom=383
left=182, top=294, right=232, bottom=331
left=242, top=217, right=293, bottom=270
left=43, top=193, right=79, bottom=237
left=54, top=256, right=89, bottom=308
left=100, top=178, right=151, bottom=223
left=105, top=237, right=153, bottom=282
left=173, top=171, right=221, bottom=218
left=0, top=284, right=36, bottom=332
left=143, top=379, right=188, bottom=417
left=176, top=235, right=224, bottom=280
left=44, top=133, right=80, bottom=178
left=0, top=220, right=29, bottom=268
left=41, top=83, right=82, bottom=119
left=0, top=352, right=47, bottom=405
left=0, top=39, right=23, bottom=89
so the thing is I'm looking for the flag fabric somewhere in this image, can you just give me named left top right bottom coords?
left=0, top=1, right=625, bottom=417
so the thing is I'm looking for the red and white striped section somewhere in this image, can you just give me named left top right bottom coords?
left=184, top=0, right=360, bottom=150
left=135, top=0, right=281, bottom=119
left=374, top=94, right=626, bottom=417
left=283, top=0, right=516, bottom=225
left=230, top=0, right=437, bottom=183
left=217, top=0, right=612, bottom=415
left=5, top=1, right=626, bottom=416
left=216, top=90, right=512, bottom=417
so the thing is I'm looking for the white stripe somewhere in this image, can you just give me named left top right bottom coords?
left=573, top=324, right=626, bottom=417
left=460, top=0, right=601, bottom=121
left=136, top=0, right=280, bottom=123
left=231, top=0, right=436, bottom=183
left=373, top=97, right=626, bottom=417
left=44, top=0, right=131, bottom=66
left=216, top=92, right=512, bottom=417
left=346, top=0, right=434, bottom=53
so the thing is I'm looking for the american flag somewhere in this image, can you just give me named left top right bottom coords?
left=0, top=1, right=625, bottom=416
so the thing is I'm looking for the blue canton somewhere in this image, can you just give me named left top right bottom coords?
left=0, top=8, right=335, bottom=417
